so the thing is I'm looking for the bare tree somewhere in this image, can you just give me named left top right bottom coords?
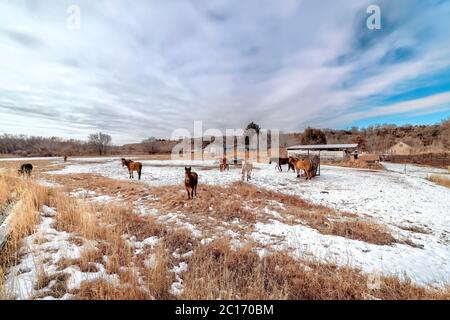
left=88, top=132, right=112, bottom=156
left=142, top=137, right=160, bottom=154
left=301, top=127, right=327, bottom=145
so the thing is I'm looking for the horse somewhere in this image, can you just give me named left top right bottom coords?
left=241, top=161, right=253, bottom=181
left=18, top=163, right=33, bottom=177
left=219, top=156, right=229, bottom=172
left=121, top=158, right=143, bottom=180
left=184, top=167, right=198, bottom=200
left=64, top=155, right=68, bottom=162
left=270, top=157, right=295, bottom=172
left=291, top=158, right=313, bottom=180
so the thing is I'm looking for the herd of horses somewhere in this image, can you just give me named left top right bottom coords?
left=270, top=156, right=320, bottom=180
left=16, top=155, right=319, bottom=200
left=119, top=155, right=316, bottom=200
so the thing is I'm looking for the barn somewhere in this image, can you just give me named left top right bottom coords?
left=388, top=141, right=414, bottom=155
left=287, top=144, right=359, bottom=161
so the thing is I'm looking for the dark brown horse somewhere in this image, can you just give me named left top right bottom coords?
left=219, top=156, right=229, bottom=172
left=18, top=163, right=33, bottom=177
left=184, top=167, right=198, bottom=200
left=121, top=158, right=143, bottom=180
left=270, top=157, right=295, bottom=172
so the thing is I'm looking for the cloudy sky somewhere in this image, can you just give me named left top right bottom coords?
left=1, top=0, right=450, bottom=144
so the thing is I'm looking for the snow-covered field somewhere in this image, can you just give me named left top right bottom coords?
left=44, top=158, right=450, bottom=286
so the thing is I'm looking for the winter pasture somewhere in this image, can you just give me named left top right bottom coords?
left=0, top=156, right=449, bottom=300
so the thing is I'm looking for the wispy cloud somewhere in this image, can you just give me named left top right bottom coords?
left=0, top=0, right=449, bottom=144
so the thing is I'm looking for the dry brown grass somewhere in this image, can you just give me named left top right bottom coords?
left=323, top=159, right=385, bottom=170
left=319, top=219, right=396, bottom=245
left=140, top=243, right=174, bottom=300
left=44, top=186, right=174, bottom=300
left=2, top=172, right=449, bottom=300
left=181, top=239, right=450, bottom=300
left=158, top=181, right=396, bottom=245
left=50, top=174, right=397, bottom=245
left=0, top=174, right=51, bottom=267
left=75, top=278, right=152, bottom=300
left=0, top=160, right=65, bottom=177
left=427, top=175, right=450, bottom=188
left=0, top=173, right=52, bottom=299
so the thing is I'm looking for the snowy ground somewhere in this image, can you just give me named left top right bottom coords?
left=44, top=157, right=450, bottom=287
left=4, top=206, right=118, bottom=300
left=383, top=162, right=449, bottom=179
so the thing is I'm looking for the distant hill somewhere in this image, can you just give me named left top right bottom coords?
left=283, top=119, right=449, bottom=153
left=1, top=118, right=448, bottom=157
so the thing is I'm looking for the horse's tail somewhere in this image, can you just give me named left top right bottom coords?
left=138, top=163, right=143, bottom=180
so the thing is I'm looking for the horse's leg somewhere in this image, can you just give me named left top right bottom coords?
left=186, top=189, right=190, bottom=200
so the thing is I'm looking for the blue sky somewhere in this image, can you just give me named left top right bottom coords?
left=0, top=0, right=449, bottom=144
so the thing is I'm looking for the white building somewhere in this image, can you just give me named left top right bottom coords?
left=287, top=144, right=359, bottom=161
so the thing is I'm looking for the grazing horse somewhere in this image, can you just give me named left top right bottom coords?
left=219, top=156, right=229, bottom=172
left=270, top=157, right=295, bottom=172
left=184, top=167, right=198, bottom=200
left=241, top=161, right=253, bottom=181
left=291, top=158, right=313, bottom=180
left=18, top=163, right=33, bottom=177
left=121, top=158, right=143, bottom=180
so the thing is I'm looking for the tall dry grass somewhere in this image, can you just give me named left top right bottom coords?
left=180, top=238, right=450, bottom=300
left=427, top=175, right=450, bottom=188
left=0, top=173, right=52, bottom=299
left=0, top=175, right=50, bottom=265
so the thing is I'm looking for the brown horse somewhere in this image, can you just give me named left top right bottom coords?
left=219, top=156, right=229, bottom=172
left=121, top=158, right=143, bottom=180
left=270, top=157, right=295, bottom=172
left=64, top=155, right=68, bottom=162
left=291, top=158, right=313, bottom=180
left=184, top=167, right=198, bottom=200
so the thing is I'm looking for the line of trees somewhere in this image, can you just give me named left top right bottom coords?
left=1, top=118, right=448, bottom=157
left=0, top=132, right=112, bottom=157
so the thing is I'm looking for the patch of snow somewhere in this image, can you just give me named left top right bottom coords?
left=143, top=254, right=156, bottom=269
left=4, top=206, right=116, bottom=300
left=252, top=219, right=450, bottom=287
left=169, top=262, right=188, bottom=296
left=36, top=180, right=62, bottom=188
left=69, top=188, right=97, bottom=198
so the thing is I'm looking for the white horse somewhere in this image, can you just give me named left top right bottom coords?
left=241, top=161, right=253, bottom=181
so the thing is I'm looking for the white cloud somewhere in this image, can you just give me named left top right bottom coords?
left=0, top=0, right=449, bottom=144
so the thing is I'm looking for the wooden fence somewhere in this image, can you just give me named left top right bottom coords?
left=383, top=153, right=450, bottom=168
